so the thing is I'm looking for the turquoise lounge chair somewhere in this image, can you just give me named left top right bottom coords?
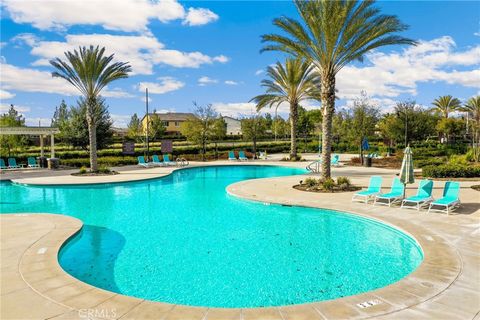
left=27, top=157, right=40, bottom=168
left=239, top=151, right=248, bottom=161
left=331, top=154, right=340, bottom=166
left=352, top=176, right=383, bottom=203
left=428, top=181, right=461, bottom=215
left=8, top=158, right=22, bottom=169
left=137, top=156, right=150, bottom=167
left=163, top=154, right=175, bottom=166
left=0, top=159, right=8, bottom=170
left=374, top=178, right=404, bottom=207
left=228, top=151, right=237, bottom=161
left=151, top=154, right=164, bottom=166
left=401, top=179, right=434, bottom=211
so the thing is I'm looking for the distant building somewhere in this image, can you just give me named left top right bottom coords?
left=141, top=112, right=195, bottom=135
left=112, top=127, right=128, bottom=138
left=223, top=116, right=242, bottom=135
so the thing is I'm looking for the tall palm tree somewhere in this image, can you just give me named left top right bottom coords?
left=251, top=58, right=321, bottom=159
left=432, top=95, right=461, bottom=118
left=261, top=0, right=415, bottom=178
left=460, top=96, right=480, bottom=161
left=50, top=46, right=131, bottom=171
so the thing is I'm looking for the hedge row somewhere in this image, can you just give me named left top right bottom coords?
left=422, top=164, right=480, bottom=178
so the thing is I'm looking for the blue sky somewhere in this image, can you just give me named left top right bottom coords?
left=1, top=0, right=479, bottom=127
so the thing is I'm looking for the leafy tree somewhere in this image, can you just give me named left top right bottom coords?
left=241, top=114, right=268, bottom=158
left=378, top=101, right=439, bottom=145
left=459, top=96, right=480, bottom=161
left=432, top=95, right=461, bottom=118
left=436, top=118, right=464, bottom=143
left=50, top=46, right=131, bottom=171
left=148, top=111, right=166, bottom=142
left=180, top=103, right=225, bottom=161
left=345, top=93, right=380, bottom=162
left=262, top=0, right=415, bottom=178
left=251, top=58, right=321, bottom=159
left=127, top=113, right=142, bottom=140
left=60, top=98, right=114, bottom=150
left=272, top=115, right=290, bottom=140
left=296, top=106, right=322, bottom=151
left=0, top=105, right=26, bottom=156
left=51, top=100, right=70, bottom=142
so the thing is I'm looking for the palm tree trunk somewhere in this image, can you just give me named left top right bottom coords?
left=290, top=102, right=298, bottom=159
left=86, top=112, right=98, bottom=171
left=321, top=74, right=335, bottom=179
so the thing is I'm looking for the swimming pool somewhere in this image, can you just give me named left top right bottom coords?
left=0, top=165, right=423, bottom=308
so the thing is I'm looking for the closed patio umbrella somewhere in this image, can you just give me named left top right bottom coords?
left=399, top=146, right=415, bottom=198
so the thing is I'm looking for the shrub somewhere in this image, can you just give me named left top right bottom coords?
left=304, top=177, right=318, bottom=188
left=79, top=166, right=87, bottom=174
left=336, top=176, right=351, bottom=186
left=321, top=178, right=335, bottom=191
left=415, top=158, right=446, bottom=168
left=423, top=164, right=480, bottom=178
left=97, top=165, right=112, bottom=174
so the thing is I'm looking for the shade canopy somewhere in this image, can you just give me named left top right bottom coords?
left=400, top=146, right=415, bottom=185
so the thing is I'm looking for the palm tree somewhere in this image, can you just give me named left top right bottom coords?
left=50, top=46, right=131, bottom=171
left=432, top=95, right=461, bottom=118
left=251, top=58, right=321, bottom=159
left=460, top=96, right=480, bottom=161
left=261, top=0, right=415, bottom=178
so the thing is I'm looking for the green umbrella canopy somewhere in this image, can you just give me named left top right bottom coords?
left=400, top=146, right=415, bottom=185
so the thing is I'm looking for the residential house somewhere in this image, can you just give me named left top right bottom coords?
left=141, top=112, right=195, bottom=135
left=223, top=116, right=242, bottom=135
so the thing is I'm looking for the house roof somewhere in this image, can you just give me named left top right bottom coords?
left=141, top=112, right=195, bottom=122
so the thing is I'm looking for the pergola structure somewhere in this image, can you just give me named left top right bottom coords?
left=0, top=127, right=60, bottom=158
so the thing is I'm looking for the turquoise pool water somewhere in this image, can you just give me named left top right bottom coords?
left=0, top=165, right=422, bottom=307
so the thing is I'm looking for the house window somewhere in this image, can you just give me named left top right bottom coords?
left=174, top=121, right=180, bottom=127
left=162, top=121, right=169, bottom=126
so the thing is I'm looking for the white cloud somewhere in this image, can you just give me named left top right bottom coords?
left=198, top=76, right=218, bottom=86
left=110, top=114, right=132, bottom=128
left=474, top=32, right=480, bottom=37
left=255, top=69, right=264, bottom=76
left=225, top=80, right=239, bottom=85
left=336, top=36, right=480, bottom=103
left=27, top=33, right=228, bottom=74
left=0, top=103, right=31, bottom=114
left=137, top=77, right=185, bottom=94
left=183, top=8, right=218, bottom=26
left=213, top=55, right=229, bottom=63
left=211, top=102, right=256, bottom=117
left=11, top=33, right=39, bottom=46
left=1, top=61, right=133, bottom=98
left=2, top=0, right=218, bottom=32
left=0, top=89, right=15, bottom=100
left=25, top=117, right=51, bottom=126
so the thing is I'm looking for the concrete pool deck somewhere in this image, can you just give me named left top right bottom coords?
left=1, top=161, right=479, bottom=319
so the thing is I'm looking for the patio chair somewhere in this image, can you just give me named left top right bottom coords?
left=331, top=154, right=340, bottom=166
left=428, top=181, right=461, bottom=215
left=27, top=157, right=40, bottom=168
left=239, top=151, right=248, bottom=161
left=352, top=176, right=383, bottom=203
left=228, top=151, right=237, bottom=161
left=401, top=179, right=434, bottom=211
left=373, top=177, right=404, bottom=207
left=163, top=154, right=176, bottom=166
left=151, top=154, right=164, bottom=166
left=0, top=159, right=8, bottom=170
left=7, top=158, right=23, bottom=169
left=137, top=156, right=151, bottom=167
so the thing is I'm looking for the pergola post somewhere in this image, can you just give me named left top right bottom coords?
left=50, top=134, right=55, bottom=158
left=40, top=135, right=44, bottom=157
